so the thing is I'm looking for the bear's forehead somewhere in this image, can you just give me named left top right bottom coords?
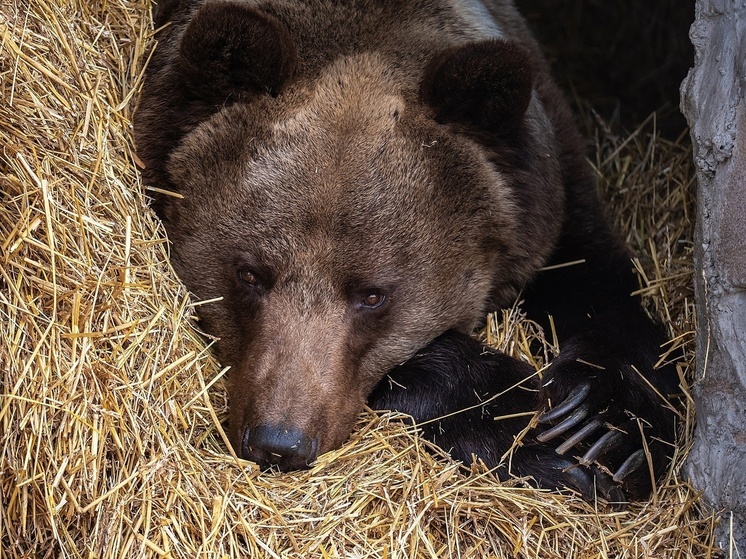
left=176, top=60, right=442, bottom=213
left=174, top=99, right=505, bottom=252
left=168, top=48, right=515, bottom=272
left=273, top=53, right=407, bottom=138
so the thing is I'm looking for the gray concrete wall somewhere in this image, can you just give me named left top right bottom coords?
left=680, top=1, right=746, bottom=553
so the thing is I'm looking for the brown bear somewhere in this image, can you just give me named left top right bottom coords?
left=135, top=0, right=679, bottom=502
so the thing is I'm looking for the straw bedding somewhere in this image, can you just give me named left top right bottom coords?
left=0, top=1, right=721, bottom=557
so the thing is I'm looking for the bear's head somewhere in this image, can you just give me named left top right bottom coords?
left=135, top=2, right=563, bottom=470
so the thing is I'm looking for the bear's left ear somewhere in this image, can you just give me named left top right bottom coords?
left=420, top=39, right=534, bottom=132
left=177, top=2, right=297, bottom=103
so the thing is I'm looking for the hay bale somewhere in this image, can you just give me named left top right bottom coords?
left=0, top=1, right=720, bottom=557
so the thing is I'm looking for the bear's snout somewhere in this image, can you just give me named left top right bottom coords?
left=226, top=300, right=375, bottom=471
left=241, top=423, right=319, bottom=471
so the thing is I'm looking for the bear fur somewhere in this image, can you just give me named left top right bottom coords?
left=135, top=0, right=679, bottom=502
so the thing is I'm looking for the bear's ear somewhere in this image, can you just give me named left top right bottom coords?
left=177, top=2, right=296, bottom=103
left=152, top=0, right=186, bottom=28
left=420, top=40, right=534, bottom=132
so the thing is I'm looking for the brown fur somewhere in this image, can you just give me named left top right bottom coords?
left=134, top=0, right=658, bottom=479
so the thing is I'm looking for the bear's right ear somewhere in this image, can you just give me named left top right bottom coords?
left=420, top=39, right=534, bottom=133
left=177, top=2, right=296, bottom=103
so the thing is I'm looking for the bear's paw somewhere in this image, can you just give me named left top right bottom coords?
left=532, top=346, right=679, bottom=503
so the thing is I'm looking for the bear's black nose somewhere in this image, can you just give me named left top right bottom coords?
left=241, top=424, right=318, bottom=471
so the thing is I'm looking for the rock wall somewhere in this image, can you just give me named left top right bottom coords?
left=680, top=1, right=746, bottom=553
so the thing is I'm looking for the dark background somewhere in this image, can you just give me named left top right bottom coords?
left=516, top=0, right=694, bottom=138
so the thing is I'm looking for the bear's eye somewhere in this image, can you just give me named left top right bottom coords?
left=361, top=290, right=386, bottom=309
left=238, top=269, right=259, bottom=287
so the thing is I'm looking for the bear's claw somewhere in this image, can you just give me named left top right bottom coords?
left=554, top=418, right=604, bottom=454
left=612, top=448, right=647, bottom=482
left=536, top=402, right=591, bottom=442
left=538, top=381, right=591, bottom=424
left=580, top=429, right=626, bottom=465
